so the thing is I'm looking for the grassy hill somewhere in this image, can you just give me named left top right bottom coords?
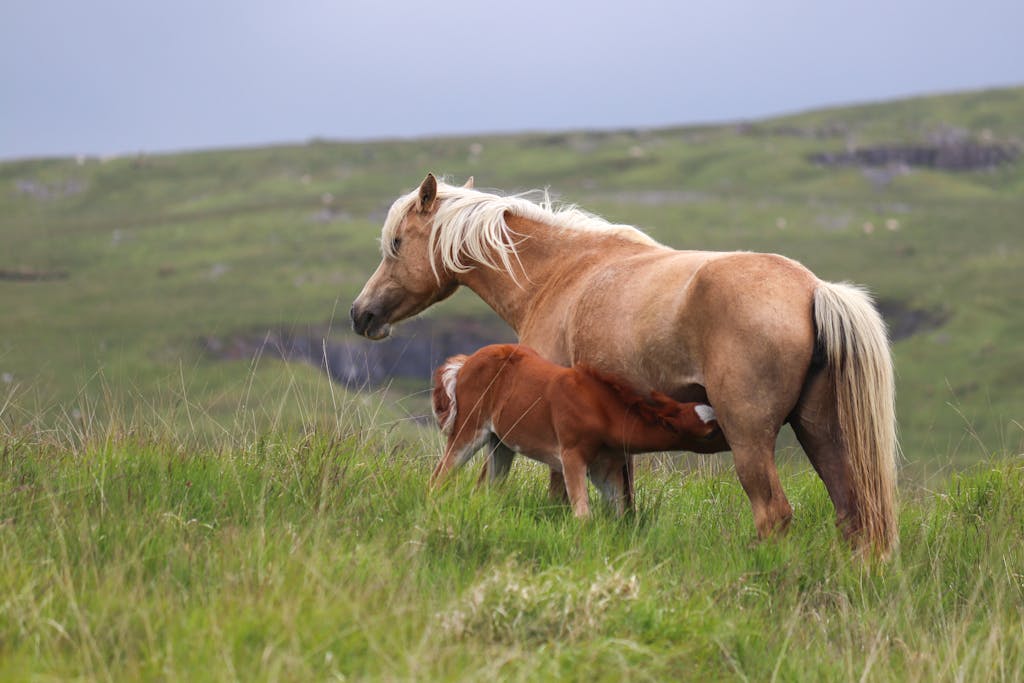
left=2, top=86, right=1023, bottom=474
left=2, top=88, right=1024, bottom=681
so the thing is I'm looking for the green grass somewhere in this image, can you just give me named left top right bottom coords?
left=3, top=88, right=1024, bottom=468
left=1, top=404, right=1022, bottom=681
left=2, top=86, right=1023, bottom=680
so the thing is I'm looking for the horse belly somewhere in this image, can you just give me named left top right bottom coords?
left=515, top=445, right=565, bottom=472
left=567, top=255, right=708, bottom=395
left=491, top=409, right=563, bottom=471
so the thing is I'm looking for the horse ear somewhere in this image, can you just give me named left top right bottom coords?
left=417, top=173, right=438, bottom=213
left=463, top=176, right=475, bottom=189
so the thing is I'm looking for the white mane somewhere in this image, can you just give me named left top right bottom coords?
left=380, top=179, right=661, bottom=279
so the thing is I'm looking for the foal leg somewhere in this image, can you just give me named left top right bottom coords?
left=475, top=435, right=515, bottom=488
left=547, top=470, right=570, bottom=503
left=559, top=448, right=591, bottom=518
left=429, top=428, right=491, bottom=487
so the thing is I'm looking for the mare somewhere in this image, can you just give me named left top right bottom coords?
left=351, top=174, right=898, bottom=555
left=429, top=343, right=720, bottom=517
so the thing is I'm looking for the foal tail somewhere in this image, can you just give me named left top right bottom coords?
left=814, top=282, right=899, bottom=556
left=432, top=355, right=468, bottom=435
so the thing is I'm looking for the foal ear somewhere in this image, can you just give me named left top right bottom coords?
left=463, top=176, right=475, bottom=189
left=694, top=404, right=717, bottom=424
left=417, top=173, right=438, bottom=213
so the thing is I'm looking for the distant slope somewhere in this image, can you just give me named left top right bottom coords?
left=1, top=87, right=1022, bottom=472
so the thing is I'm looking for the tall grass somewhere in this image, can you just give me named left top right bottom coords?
left=4, top=87, right=1024, bottom=680
left=1, top=383, right=1022, bottom=681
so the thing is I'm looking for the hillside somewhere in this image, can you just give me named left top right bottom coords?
left=1, top=86, right=1023, bottom=475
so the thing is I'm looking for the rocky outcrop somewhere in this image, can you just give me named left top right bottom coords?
left=200, top=316, right=515, bottom=389
left=809, top=142, right=1018, bottom=171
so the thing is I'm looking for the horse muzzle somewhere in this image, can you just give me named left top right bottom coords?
left=350, top=304, right=392, bottom=340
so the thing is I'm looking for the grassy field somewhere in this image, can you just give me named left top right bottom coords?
left=1, top=399, right=1023, bottom=681
left=2, top=87, right=1023, bottom=468
left=1, top=88, right=1023, bottom=679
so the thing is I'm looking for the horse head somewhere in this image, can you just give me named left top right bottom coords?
left=350, top=173, right=470, bottom=339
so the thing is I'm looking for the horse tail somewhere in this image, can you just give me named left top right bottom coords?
left=432, top=355, right=468, bottom=436
left=814, top=281, right=899, bottom=556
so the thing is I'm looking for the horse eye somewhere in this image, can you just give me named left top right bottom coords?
left=391, top=237, right=402, bottom=254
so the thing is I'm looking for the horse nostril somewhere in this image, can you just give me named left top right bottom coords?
left=351, top=306, right=377, bottom=335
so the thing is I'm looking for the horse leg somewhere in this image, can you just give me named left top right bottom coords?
left=559, top=448, right=591, bottom=518
left=623, top=455, right=635, bottom=512
left=709, top=384, right=794, bottom=537
left=587, top=451, right=628, bottom=515
left=704, top=389, right=793, bottom=537
left=731, top=439, right=793, bottom=538
left=475, top=434, right=515, bottom=488
left=789, top=368, right=861, bottom=540
left=702, top=327, right=809, bottom=538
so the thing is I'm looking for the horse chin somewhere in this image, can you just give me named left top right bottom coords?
left=364, top=322, right=392, bottom=340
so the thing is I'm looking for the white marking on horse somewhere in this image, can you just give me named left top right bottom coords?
left=436, top=357, right=466, bottom=435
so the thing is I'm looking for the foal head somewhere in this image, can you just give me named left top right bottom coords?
left=654, top=392, right=719, bottom=439
left=350, top=174, right=466, bottom=339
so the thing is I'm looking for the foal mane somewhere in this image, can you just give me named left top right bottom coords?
left=381, top=178, right=661, bottom=280
left=577, top=364, right=688, bottom=431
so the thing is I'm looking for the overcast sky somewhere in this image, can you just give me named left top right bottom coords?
left=2, top=0, right=1022, bottom=160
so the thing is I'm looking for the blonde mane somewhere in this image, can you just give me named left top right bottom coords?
left=380, top=179, right=661, bottom=279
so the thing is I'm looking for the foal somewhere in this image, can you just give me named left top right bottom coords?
left=429, top=344, right=719, bottom=517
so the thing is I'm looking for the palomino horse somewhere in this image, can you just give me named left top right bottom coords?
left=429, top=343, right=720, bottom=517
left=352, top=174, right=898, bottom=555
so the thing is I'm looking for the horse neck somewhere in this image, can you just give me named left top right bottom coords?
left=456, top=260, right=533, bottom=332
left=454, top=215, right=614, bottom=333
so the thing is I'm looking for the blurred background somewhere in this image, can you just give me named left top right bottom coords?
left=2, top=0, right=1022, bottom=478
